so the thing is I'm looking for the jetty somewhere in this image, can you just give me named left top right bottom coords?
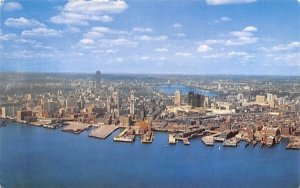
left=223, top=137, right=238, bottom=147
left=168, top=134, right=176, bottom=144
left=62, top=122, right=91, bottom=134
left=202, top=136, right=214, bottom=146
left=89, top=125, right=119, bottom=139
left=141, top=131, right=154, bottom=143
left=114, top=127, right=135, bottom=143
left=182, top=138, right=190, bottom=145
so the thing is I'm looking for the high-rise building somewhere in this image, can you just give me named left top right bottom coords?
left=174, top=90, right=181, bottom=106
left=266, top=93, right=273, bottom=103
left=66, top=95, right=77, bottom=109
left=188, top=91, right=194, bottom=105
left=112, top=92, right=120, bottom=109
left=270, top=95, right=277, bottom=109
left=256, top=95, right=265, bottom=104
left=129, top=90, right=135, bottom=116
left=96, top=70, right=101, bottom=89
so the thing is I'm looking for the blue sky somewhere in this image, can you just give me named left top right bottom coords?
left=0, top=0, right=299, bottom=75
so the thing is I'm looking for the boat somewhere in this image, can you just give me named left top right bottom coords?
left=245, top=142, right=250, bottom=147
left=252, top=140, right=257, bottom=148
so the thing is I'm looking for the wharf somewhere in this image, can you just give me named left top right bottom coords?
left=168, top=134, right=176, bottom=144
left=182, top=138, right=190, bottom=145
left=89, top=125, right=119, bottom=139
left=141, top=132, right=154, bottom=143
left=202, top=136, right=214, bottom=146
left=286, top=137, right=300, bottom=150
left=62, top=122, right=91, bottom=134
left=223, top=137, right=238, bottom=147
left=114, top=128, right=135, bottom=143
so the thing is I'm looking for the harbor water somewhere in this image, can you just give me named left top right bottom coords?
left=0, top=123, right=299, bottom=188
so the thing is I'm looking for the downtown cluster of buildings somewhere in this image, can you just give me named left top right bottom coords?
left=0, top=72, right=299, bottom=149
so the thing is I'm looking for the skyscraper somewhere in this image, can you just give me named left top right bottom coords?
left=129, top=90, right=135, bottom=116
left=96, top=70, right=101, bottom=89
left=174, top=90, right=181, bottom=106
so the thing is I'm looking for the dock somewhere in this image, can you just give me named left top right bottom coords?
left=62, top=122, right=91, bottom=134
left=202, top=136, right=214, bottom=146
left=89, top=125, right=119, bottom=139
left=141, top=132, right=154, bottom=143
left=223, top=137, right=238, bottom=147
left=168, top=134, right=176, bottom=144
left=182, top=138, right=190, bottom=145
left=114, top=127, right=135, bottom=143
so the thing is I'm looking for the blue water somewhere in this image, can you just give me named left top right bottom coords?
left=0, top=123, right=299, bottom=188
left=156, top=84, right=218, bottom=97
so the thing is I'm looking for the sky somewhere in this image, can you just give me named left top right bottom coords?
left=0, top=0, right=299, bottom=75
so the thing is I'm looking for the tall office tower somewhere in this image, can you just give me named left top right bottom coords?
left=96, top=70, right=101, bottom=89
left=188, top=91, right=194, bottom=105
left=129, top=90, right=135, bottom=116
left=66, top=95, right=77, bottom=109
left=174, top=90, right=181, bottom=106
left=112, top=92, right=120, bottom=109
left=217, top=83, right=222, bottom=91
left=194, top=94, right=205, bottom=107
left=270, top=95, right=277, bottom=109
left=256, top=95, right=265, bottom=104
left=266, top=93, right=273, bottom=103
left=106, top=96, right=112, bottom=113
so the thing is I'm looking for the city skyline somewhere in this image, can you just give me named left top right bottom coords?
left=0, top=0, right=300, bottom=75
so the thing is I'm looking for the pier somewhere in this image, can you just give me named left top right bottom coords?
left=62, top=122, right=91, bottom=134
left=168, top=134, right=176, bottom=144
left=89, top=125, right=119, bottom=139
left=182, top=138, right=190, bottom=145
left=202, top=136, right=214, bottom=146
left=114, top=128, right=135, bottom=143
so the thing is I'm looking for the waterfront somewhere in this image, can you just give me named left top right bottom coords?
left=0, top=123, right=299, bottom=188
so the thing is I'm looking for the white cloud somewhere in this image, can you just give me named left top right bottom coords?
left=116, top=58, right=124, bottom=62
left=21, top=27, right=62, bottom=37
left=226, top=36, right=258, bottom=46
left=132, top=27, right=153, bottom=33
left=50, top=0, right=128, bottom=25
left=243, top=26, right=257, bottom=32
left=267, top=41, right=300, bottom=52
left=136, top=35, right=168, bottom=41
left=173, top=23, right=183, bottom=28
left=106, top=49, right=118, bottom=53
left=214, top=16, right=231, bottom=23
left=141, top=56, right=150, bottom=60
left=5, top=17, right=45, bottom=28
left=0, top=32, right=16, bottom=41
left=175, top=52, right=193, bottom=57
left=80, top=38, right=95, bottom=45
left=197, top=44, right=213, bottom=53
left=5, top=50, right=55, bottom=59
left=221, top=17, right=231, bottom=22
left=206, top=0, right=256, bottom=5
left=65, top=26, right=81, bottom=33
left=201, top=26, right=258, bottom=46
left=98, top=38, right=138, bottom=47
left=3, top=2, right=22, bottom=11
left=91, top=27, right=110, bottom=33
left=155, top=48, right=169, bottom=52
left=274, top=53, right=300, bottom=66
left=175, top=33, right=186, bottom=37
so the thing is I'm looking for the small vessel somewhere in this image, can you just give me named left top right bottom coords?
left=245, top=142, right=250, bottom=147
left=252, top=140, right=257, bottom=148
